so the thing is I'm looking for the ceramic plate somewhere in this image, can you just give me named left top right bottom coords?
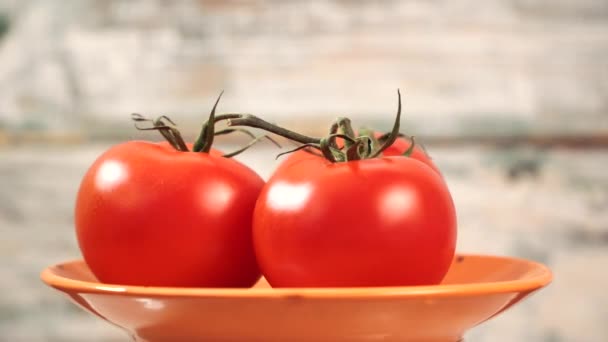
left=41, top=254, right=552, bottom=342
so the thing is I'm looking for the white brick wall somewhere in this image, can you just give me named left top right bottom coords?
left=0, top=0, right=606, bottom=136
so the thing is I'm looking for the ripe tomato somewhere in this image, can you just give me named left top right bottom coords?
left=75, top=141, right=263, bottom=287
left=253, top=155, right=456, bottom=287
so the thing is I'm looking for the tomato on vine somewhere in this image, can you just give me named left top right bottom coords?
left=75, top=94, right=268, bottom=287
left=224, top=90, right=457, bottom=287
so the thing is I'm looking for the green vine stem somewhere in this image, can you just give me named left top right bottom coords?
left=131, top=113, right=189, bottom=152
left=192, top=91, right=224, bottom=153
left=227, top=115, right=321, bottom=145
left=275, top=143, right=323, bottom=160
left=321, top=133, right=356, bottom=162
left=358, top=127, right=380, bottom=152
left=370, top=89, right=401, bottom=158
left=223, top=134, right=281, bottom=158
left=336, top=117, right=356, bottom=150
left=403, top=136, right=417, bottom=157
left=132, top=92, right=278, bottom=157
left=189, top=89, right=405, bottom=163
left=377, top=132, right=430, bottom=158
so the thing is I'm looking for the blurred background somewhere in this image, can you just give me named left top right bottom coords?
left=1, top=0, right=607, bottom=341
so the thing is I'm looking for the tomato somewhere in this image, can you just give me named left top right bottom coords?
left=75, top=141, right=263, bottom=287
left=253, top=154, right=456, bottom=287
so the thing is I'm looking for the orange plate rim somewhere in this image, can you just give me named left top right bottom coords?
left=40, top=253, right=553, bottom=299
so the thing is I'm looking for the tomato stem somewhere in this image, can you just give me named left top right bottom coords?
left=227, top=115, right=321, bottom=145
left=131, top=113, right=189, bottom=152
left=337, top=117, right=356, bottom=150
left=214, top=128, right=256, bottom=139
left=358, top=127, right=380, bottom=153
left=370, top=89, right=401, bottom=158
left=403, top=136, right=417, bottom=157
left=193, top=91, right=224, bottom=153
left=222, top=134, right=281, bottom=158
left=192, top=89, right=404, bottom=163
left=327, top=120, right=341, bottom=151
left=275, top=143, right=322, bottom=160
left=346, top=139, right=364, bottom=161
left=319, top=136, right=337, bottom=162
left=378, top=132, right=430, bottom=158
left=358, top=136, right=373, bottom=159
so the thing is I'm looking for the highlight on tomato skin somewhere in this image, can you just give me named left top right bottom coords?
left=74, top=140, right=264, bottom=288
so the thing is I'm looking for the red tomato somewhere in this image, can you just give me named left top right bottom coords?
left=253, top=155, right=456, bottom=287
left=75, top=141, right=263, bottom=287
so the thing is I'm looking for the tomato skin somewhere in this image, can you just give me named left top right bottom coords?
left=253, top=155, right=456, bottom=287
left=75, top=141, right=263, bottom=287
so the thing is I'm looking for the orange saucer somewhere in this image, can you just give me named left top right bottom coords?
left=41, top=254, right=552, bottom=342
